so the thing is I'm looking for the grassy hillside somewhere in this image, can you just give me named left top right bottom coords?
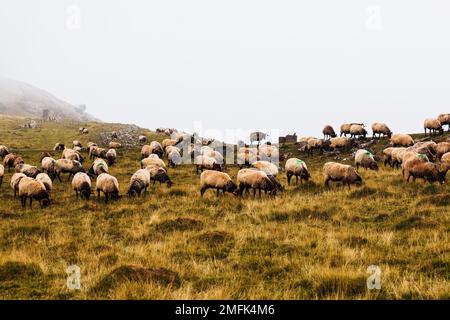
left=0, top=116, right=448, bottom=300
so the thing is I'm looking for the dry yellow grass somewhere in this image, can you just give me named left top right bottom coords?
left=0, top=116, right=448, bottom=300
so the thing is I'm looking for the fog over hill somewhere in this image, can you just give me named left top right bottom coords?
left=0, top=77, right=98, bottom=122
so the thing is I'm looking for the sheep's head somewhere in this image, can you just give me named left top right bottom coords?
left=225, top=181, right=237, bottom=193
left=81, top=189, right=91, bottom=200
left=354, top=174, right=363, bottom=186
left=370, top=162, right=379, bottom=171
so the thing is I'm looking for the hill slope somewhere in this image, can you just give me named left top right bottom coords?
left=0, top=77, right=97, bottom=121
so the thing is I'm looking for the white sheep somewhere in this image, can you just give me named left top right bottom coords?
left=195, top=155, right=222, bottom=174
left=72, top=172, right=92, bottom=200
left=354, top=149, right=379, bottom=171
left=128, top=169, right=151, bottom=197
left=199, top=170, right=237, bottom=197
left=285, top=158, right=310, bottom=185
left=18, top=177, right=50, bottom=208
left=10, top=173, right=27, bottom=197
left=96, top=173, right=120, bottom=203
left=36, top=173, right=53, bottom=192
left=236, top=168, right=276, bottom=198
left=55, top=159, right=85, bottom=181
left=323, top=162, right=362, bottom=188
left=89, top=158, right=109, bottom=176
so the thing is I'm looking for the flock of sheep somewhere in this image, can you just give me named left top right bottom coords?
left=1, top=113, right=450, bottom=208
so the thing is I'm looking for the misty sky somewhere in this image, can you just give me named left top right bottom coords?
left=1, top=1, right=450, bottom=142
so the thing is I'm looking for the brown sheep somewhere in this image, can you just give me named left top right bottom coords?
left=236, top=168, right=276, bottom=197
left=96, top=173, right=120, bottom=203
left=109, top=142, right=122, bottom=149
left=435, top=142, right=450, bottom=159
left=15, top=163, right=41, bottom=178
left=322, top=125, right=337, bottom=140
left=72, top=172, right=92, bottom=200
left=199, top=170, right=237, bottom=197
left=424, top=119, right=443, bottom=136
left=371, top=123, right=392, bottom=138
left=323, top=162, right=362, bottom=188
left=402, top=154, right=430, bottom=180
left=18, top=177, right=50, bottom=208
left=404, top=161, right=448, bottom=184
left=340, top=123, right=363, bottom=137
left=390, top=133, right=414, bottom=147
left=3, top=154, right=24, bottom=172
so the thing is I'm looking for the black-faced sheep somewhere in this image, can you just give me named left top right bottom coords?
left=10, top=173, right=27, bottom=197
left=340, top=123, right=363, bottom=137
left=390, top=133, right=414, bottom=147
left=382, top=147, right=395, bottom=167
left=323, top=162, right=362, bottom=188
left=36, top=173, right=53, bottom=192
left=72, top=172, right=92, bottom=200
left=424, top=118, right=443, bottom=136
left=168, top=149, right=182, bottom=167
left=106, top=149, right=117, bottom=166
left=3, top=154, right=24, bottom=172
left=371, top=123, right=392, bottom=138
left=306, top=138, right=325, bottom=156
left=63, top=148, right=83, bottom=164
left=285, top=158, right=310, bottom=185
left=73, top=140, right=82, bottom=148
left=402, top=154, right=430, bottom=180
left=89, top=146, right=107, bottom=160
left=236, top=168, right=276, bottom=197
left=322, top=125, right=337, bottom=140
left=350, top=124, right=367, bottom=139
left=435, top=142, right=450, bottom=159
left=141, top=156, right=166, bottom=169
left=139, top=135, right=148, bottom=144
left=89, top=158, right=109, bottom=177
left=18, top=177, right=50, bottom=208
left=438, top=114, right=450, bottom=131
left=199, top=170, right=237, bottom=197
left=329, top=137, right=354, bottom=150
left=55, top=159, right=85, bottom=181
left=195, top=155, right=222, bottom=174
left=96, top=173, right=120, bottom=203
left=0, top=145, right=9, bottom=159
left=145, top=164, right=173, bottom=187
left=128, top=169, right=151, bottom=197
left=41, top=156, right=57, bottom=179
left=15, top=164, right=41, bottom=178
left=404, top=161, right=448, bottom=184
left=354, top=149, right=379, bottom=171
left=53, top=143, right=65, bottom=151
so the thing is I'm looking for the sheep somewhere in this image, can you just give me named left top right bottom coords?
left=372, top=123, right=392, bottom=138
left=323, top=162, right=362, bottom=188
left=251, top=161, right=279, bottom=176
left=87, top=142, right=98, bottom=154
left=354, top=150, right=379, bottom=171
left=145, top=164, right=173, bottom=187
left=411, top=141, right=437, bottom=159
left=18, top=177, right=50, bottom=208
left=0, top=145, right=9, bottom=159
left=390, top=133, right=414, bottom=147
left=195, top=155, right=222, bottom=174
left=237, top=150, right=258, bottom=168
left=206, top=150, right=225, bottom=164
left=285, top=158, right=310, bottom=185
left=41, top=156, right=57, bottom=177
left=96, top=173, right=120, bottom=203
left=199, top=170, right=237, bottom=197
left=258, top=145, right=280, bottom=161
left=39, top=152, right=52, bottom=162
left=89, top=146, right=107, bottom=160
left=402, top=153, right=430, bottom=179
left=141, top=156, right=166, bottom=169
left=390, top=147, right=407, bottom=168
left=89, top=158, right=109, bottom=176
left=162, top=139, right=179, bottom=151
left=0, top=164, right=3, bottom=187
left=55, top=159, right=85, bottom=181
left=382, top=147, right=395, bottom=167
left=73, top=140, right=82, bottom=148
left=106, top=149, right=117, bottom=166
left=82, top=128, right=89, bottom=134
left=72, top=172, right=92, bottom=200
left=306, top=138, right=325, bottom=156
left=3, top=154, right=24, bottom=172
left=53, top=143, right=65, bottom=151
left=74, top=146, right=82, bottom=153
left=109, top=142, right=122, bottom=149
left=139, top=135, right=148, bottom=144
left=36, top=173, right=53, bottom=192
left=236, top=168, right=276, bottom=197
left=165, top=145, right=180, bottom=155
left=441, top=152, right=450, bottom=165
left=322, top=125, right=337, bottom=140
left=127, top=169, right=151, bottom=197
left=168, top=149, right=182, bottom=167
left=63, top=148, right=83, bottom=163
left=141, top=142, right=164, bottom=159
left=435, top=142, right=450, bottom=159
left=424, top=118, right=443, bottom=136
left=15, top=163, right=41, bottom=178
left=250, top=132, right=268, bottom=145
left=329, top=137, right=352, bottom=150
left=350, top=124, right=367, bottom=139
left=340, top=123, right=363, bottom=137
left=10, top=173, right=27, bottom=197
left=438, top=114, right=450, bottom=131
left=404, top=161, right=448, bottom=184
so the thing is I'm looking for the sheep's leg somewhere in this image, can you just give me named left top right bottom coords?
left=0, top=176, right=2, bottom=187
left=75, top=190, right=79, bottom=199
left=216, top=188, right=220, bottom=198
left=105, top=193, right=109, bottom=203
left=97, top=190, right=101, bottom=201
left=21, top=196, right=26, bottom=208
left=259, top=188, right=262, bottom=198
left=296, top=176, right=299, bottom=185
left=324, top=177, right=330, bottom=187
left=286, top=173, right=292, bottom=185
left=57, top=172, right=62, bottom=182
left=29, top=197, right=33, bottom=208
left=200, top=187, right=207, bottom=197
left=252, top=188, right=256, bottom=198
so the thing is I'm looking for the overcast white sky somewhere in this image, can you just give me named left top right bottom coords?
left=1, top=1, right=450, bottom=142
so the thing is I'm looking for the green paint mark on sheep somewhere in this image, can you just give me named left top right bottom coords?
left=418, top=154, right=427, bottom=159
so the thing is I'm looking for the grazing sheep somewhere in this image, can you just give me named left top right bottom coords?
left=55, top=159, right=85, bottom=181
left=3, top=154, right=24, bottom=172
left=0, top=164, right=3, bottom=187
left=36, top=173, right=53, bottom=192
left=323, top=162, right=362, bottom=188
left=15, top=164, right=41, bottom=178
left=165, top=145, right=180, bottom=155
left=168, top=149, right=182, bottom=167
left=139, top=135, right=148, bottom=144
left=10, top=173, right=27, bottom=197
left=402, top=153, right=430, bottom=179
left=250, top=132, right=268, bottom=145
left=96, top=173, right=120, bottom=203
left=82, top=128, right=89, bottom=134
left=329, top=137, right=352, bottom=150
left=236, top=168, right=276, bottom=197
left=411, top=141, right=437, bottom=160
left=390, top=133, right=414, bottom=147
left=322, top=125, right=337, bottom=140
left=435, top=142, right=450, bottom=159
left=306, top=138, right=324, bottom=156
left=424, top=118, right=443, bottom=136
left=106, top=149, right=117, bottom=166
left=89, top=158, right=109, bottom=176
left=195, top=155, right=222, bottom=174
left=350, top=124, right=367, bottom=139
left=108, top=142, right=121, bottom=149
left=0, top=145, right=9, bottom=159
left=41, top=156, right=57, bottom=178
left=18, top=177, right=50, bottom=208
left=141, top=142, right=163, bottom=159
left=441, top=152, right=450, bottom=165
left=354, top=149, right=379, bottom=171
left=39, top=152, right=53, bottom=162
left=372, top=123, right=392, bottom=138
left=390, top=148, right=407, bottom=168
left=87, top=142, right=98, bottom=154
left=63, top=148, right=83, bottom=163
left=72, top=172, right=92, bottom=200
left=73, top=146, right=82, bottom=153
left=200, top=170, right=237, bottom=197
left=53, top=143, right=65, bottom=151
left=382, top=147, right=395, bottom=167
left=141, top=156, right=166, bottom=169
left=340, top=123, right=363, bottom=137
left=145, top=165, right=173, bottom=187
left=404, top=161, right=448, bottom=184
left=128, top=169, right=151, bottom=197
left=162, top=139, right=179, bottom=151
left=252, top=161, right=279, bottom=176
left=258, top=145, right=280, bottom=161
left=73, top=140, right=82, bottom=148
left=237, top=150, right=258, bottom=168
left=285, top=158, right=310, bottom=185
left=89, top=146, right=107, bottom=160
left=438, top=114, right=450, bottom=131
